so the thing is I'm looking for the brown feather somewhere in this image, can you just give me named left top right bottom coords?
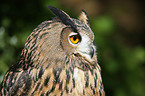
left=0, top=6, right=105, bottom=96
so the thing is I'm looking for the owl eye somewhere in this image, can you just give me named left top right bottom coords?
left=69, top=33, right=81, bottom=44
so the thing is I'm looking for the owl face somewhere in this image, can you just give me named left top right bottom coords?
left=47, top=6, right=97, bottom=64
left=60, top=23, right=96, bottom=63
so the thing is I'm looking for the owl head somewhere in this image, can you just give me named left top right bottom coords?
left=24, top=6, right=97, bottom=68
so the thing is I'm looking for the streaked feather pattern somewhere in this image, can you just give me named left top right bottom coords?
left=0, top=6, right=105, bottom=96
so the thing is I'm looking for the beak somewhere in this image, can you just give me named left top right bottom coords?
left=90, top=46, right=94, bottom=58
left=76, top=45, right=95, bottom=59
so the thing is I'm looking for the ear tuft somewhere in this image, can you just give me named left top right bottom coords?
left=78, top=10, right=90, bottom=26
left=48, top=6, right=77, bottom=32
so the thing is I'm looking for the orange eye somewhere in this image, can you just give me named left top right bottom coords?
left=69, top=35, right=81, bottom=44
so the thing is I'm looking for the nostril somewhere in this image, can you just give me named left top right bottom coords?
left=90, top=47, right=94, bottom=58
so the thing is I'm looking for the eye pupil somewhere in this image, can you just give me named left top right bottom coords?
left=73, top=36, right=77, bottom=41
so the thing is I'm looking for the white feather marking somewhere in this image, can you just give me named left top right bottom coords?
left=73, top=68, right=85, bottom=95
left=76, top=33, right=94, bottom=62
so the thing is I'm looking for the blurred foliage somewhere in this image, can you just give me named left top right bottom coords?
left=0, top=0, right=145, bottom=96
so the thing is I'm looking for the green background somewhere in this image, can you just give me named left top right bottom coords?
left=0, top=0, right=145, bottom=96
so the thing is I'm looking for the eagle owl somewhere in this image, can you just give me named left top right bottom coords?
left=0, top=6, right=105, bottom=96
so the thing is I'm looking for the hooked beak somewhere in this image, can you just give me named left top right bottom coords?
left=90, top=46, right=94, bottom=58
left=75, top=45, right=95, bottom=62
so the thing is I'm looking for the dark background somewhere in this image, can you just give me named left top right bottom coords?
left=0, top=0, right=145, bottom=96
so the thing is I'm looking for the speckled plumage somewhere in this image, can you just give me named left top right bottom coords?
left=0, top=6, right=105, bottom=96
